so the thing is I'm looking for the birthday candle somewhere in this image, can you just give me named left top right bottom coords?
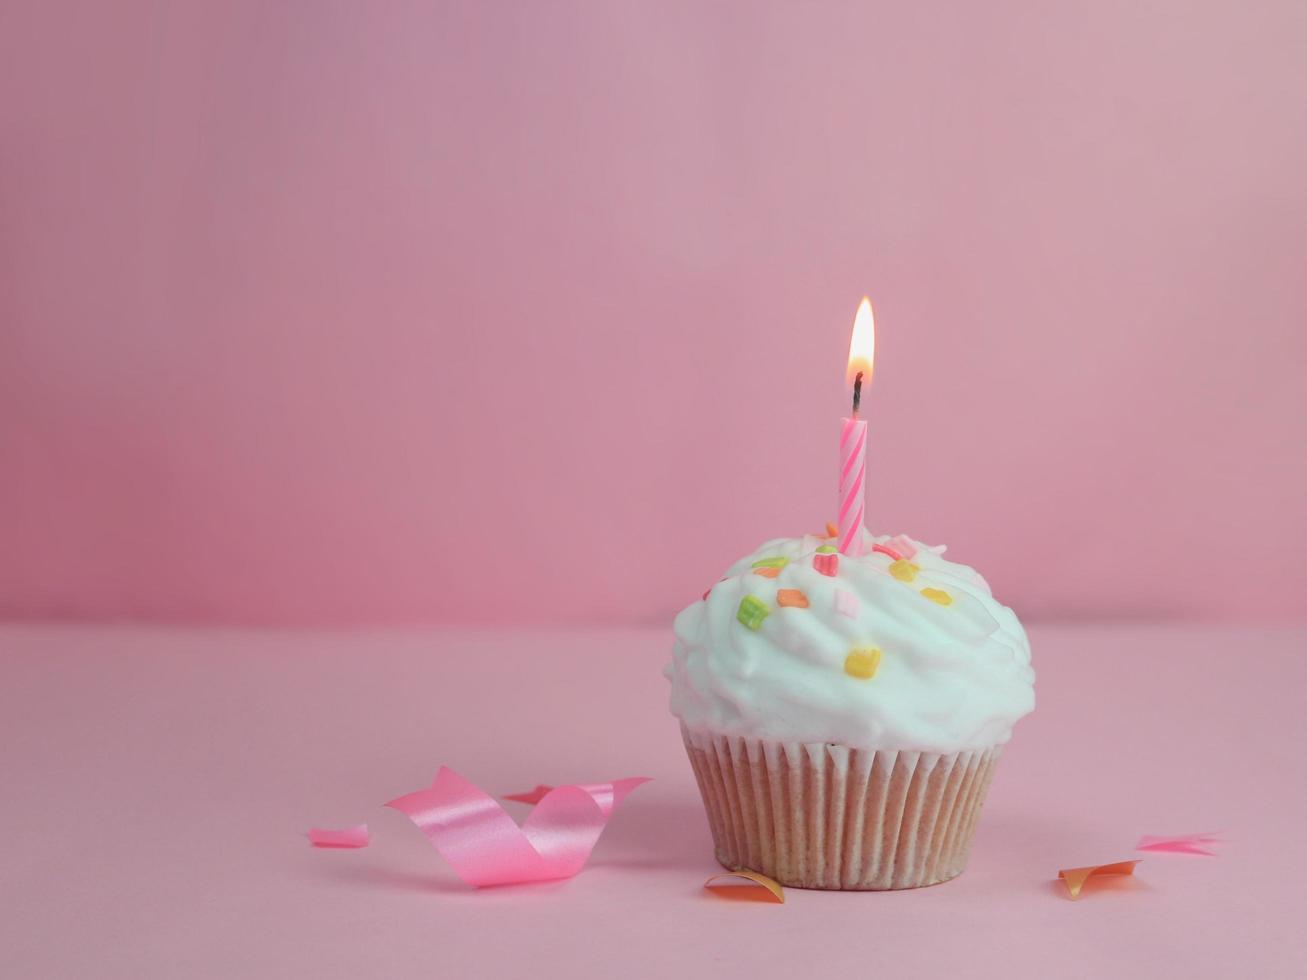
left=839, top=416, right=866, bottom=555
left=839, top=298, right=875, bottom=556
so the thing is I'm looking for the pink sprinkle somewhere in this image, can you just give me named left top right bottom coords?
left=308, top=824, right=370, bottom=848
left=888, top=535, right=918, bottom=559
left=871, top=543, right=903, bottom=560
left=834, top=590, right=860, bottom=618
left=1137, top=833, right=1221, bottom=856
left=813, top=553, right=839, bottom=577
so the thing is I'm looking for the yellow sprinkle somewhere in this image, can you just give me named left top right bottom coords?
left=921, top=587, right=953, bottom=606
left=889, top=560, right=920, bottom=582
left=843, top=648, right=882, bottom=680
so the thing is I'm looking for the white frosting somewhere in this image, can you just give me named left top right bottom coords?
left=666, top=530, right=1034, bottom=753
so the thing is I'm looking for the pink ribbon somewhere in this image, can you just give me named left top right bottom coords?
left=386, top=768, right=649, bottom=887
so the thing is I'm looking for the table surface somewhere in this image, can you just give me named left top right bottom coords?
left=3, top=622, right=1305, bottom=979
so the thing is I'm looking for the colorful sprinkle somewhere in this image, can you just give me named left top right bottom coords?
left=704, top=868, right=785, bottom=903
left=813, top=553, right=839, bottom=577
left=816, top=544, right=837, bottom=554
left=888, top=535, right=918, bottom=559
left=834, top=589, right=860, bottom=618
left=843, top=648, right=882, bottom=680
left=751, top=558, right=789, bottom=578
left=872, top=542, right=903, bottom=560
left=921, top=587, right=953, bottom=606
left=736, top=596, right=771, bottom=630
left=826, top=522, right=839, bottom=538
left=889, top=560, right=920, bottom=583
left=776, top=589, right=809, bottom=609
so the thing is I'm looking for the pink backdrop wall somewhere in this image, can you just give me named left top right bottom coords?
left=2, top=1, right=1304, bottom=626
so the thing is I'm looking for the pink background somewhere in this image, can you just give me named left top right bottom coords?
left=3, top=1, right=1305, bottom=627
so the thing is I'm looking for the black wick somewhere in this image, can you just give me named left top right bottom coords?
left=852, top=371, right=864, bottom=416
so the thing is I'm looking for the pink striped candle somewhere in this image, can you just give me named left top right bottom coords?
left=839, top=297, right=875, bottom=557
left=838, top=416, right=867, bottom=555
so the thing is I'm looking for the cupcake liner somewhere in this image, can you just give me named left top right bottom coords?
left=682, top=725, right=1001, bottom=890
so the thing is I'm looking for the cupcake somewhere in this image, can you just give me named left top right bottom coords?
left=666, top=528, right=1034, bottom=890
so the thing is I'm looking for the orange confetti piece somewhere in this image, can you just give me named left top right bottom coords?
left=704, top=869, right=785, bottom=903
left=1058, top=860, right=1140, bottom=899
left=844, top=648, right=882, bottom=680
left=776, top=589, right=809, bottom=608
left=753, top=566, right=782, bottom=579
left=825, top=522, right=839, bottom=538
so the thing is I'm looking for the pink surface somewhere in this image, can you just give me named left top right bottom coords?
left=3, top=623, right=1304, bottom=978
left=3, top=2, right=1307, bottom=627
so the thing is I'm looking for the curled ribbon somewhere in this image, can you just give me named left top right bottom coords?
left=386, top=767, right=649, bottom=887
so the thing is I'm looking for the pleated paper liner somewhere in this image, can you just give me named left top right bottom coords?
left=682, top=726, right=1001, bottom=890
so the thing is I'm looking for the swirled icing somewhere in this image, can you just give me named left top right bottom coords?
left=666, top=530, right=1034, bottom=753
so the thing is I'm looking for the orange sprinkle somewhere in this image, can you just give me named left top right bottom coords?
left=704, top=869, right=785, bottom=903
left=825, top=522, right=839, bottom=538
left=844, top=648, right=882, bottom=680
left=753, top=566, right=782, bottom=579
left=777, top=589, right=809, bottom=608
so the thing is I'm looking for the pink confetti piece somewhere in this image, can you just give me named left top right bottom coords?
left=387, top=768, right=650, bottom=888
left=504, top=784, right=554, bottom=805
left=1137, top=833, right=1222, bottom=855
left=813, top=553, right=839, bottom=577
left=307, top=824, right=370, bottom=848
left=888, top=534, right=918, bottom=559
left=834, top=589, right=860, bottom=618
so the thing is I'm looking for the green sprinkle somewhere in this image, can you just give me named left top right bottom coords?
left=750, top=556, right=790, bottom=570
left=815, top=545, right=837, bottom=554
left=736, top=595, right=771, bottom=630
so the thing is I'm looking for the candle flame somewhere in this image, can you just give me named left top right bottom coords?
left=846, top=297, right=875, bottom=388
